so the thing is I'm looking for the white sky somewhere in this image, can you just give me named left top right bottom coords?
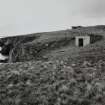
left=0, top=0, right=105, bottom=36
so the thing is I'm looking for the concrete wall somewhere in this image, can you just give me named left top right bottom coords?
left=75, top=36, right=90, bottom=47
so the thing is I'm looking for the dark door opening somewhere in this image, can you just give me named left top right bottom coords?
left=79, top=38, right=83, bottom=47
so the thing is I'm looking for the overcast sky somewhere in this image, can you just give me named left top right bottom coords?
left=0, top=0, right=105, bottom=36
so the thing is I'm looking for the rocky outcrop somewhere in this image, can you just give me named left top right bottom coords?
left=0, top=34, right=39, bottom=62
left=9, top=37, right=74, bottom=62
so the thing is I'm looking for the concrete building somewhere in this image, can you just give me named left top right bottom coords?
left=75, top=35, right=90, bottom=47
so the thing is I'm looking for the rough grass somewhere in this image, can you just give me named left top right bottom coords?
left=1, top=51, right=105, bottom=105
left=1, top=39, right=105, bottom=105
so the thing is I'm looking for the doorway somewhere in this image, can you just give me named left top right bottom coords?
left=79, top=38, right=83, bottom=47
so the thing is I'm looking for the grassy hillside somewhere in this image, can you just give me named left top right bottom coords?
left=1, top=47, right=105, bottom=105
left=0, top=25, right=105, bottom=105
left=0, top=25, right=104, bottom=63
